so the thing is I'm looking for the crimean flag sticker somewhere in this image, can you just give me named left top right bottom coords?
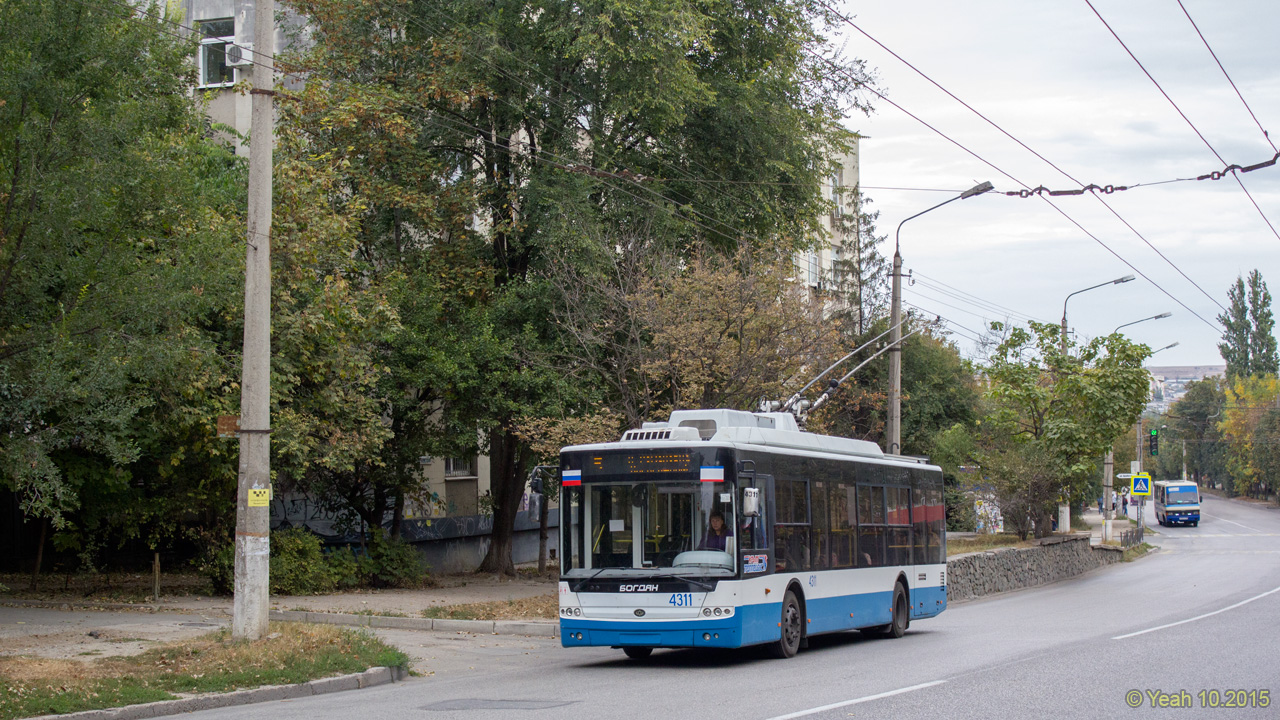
left=700, top=466, right=725, bottom=482
left=562, top=470, right=582, bottom=486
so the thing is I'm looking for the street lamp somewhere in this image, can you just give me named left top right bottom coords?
left=1150, top=341, right=1180, bottom=355
left=1059, top=275, right=1136, bottom=355
left=1114, top=312, right=1171, bottom=334
left=1057, top=274, right=1135, bottom=538
left=887, top=180, right=993, bottom=455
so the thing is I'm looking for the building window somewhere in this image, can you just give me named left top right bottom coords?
left=198, top=18, right=235, bottom=88
left=444, top=457, right=476, bottom=477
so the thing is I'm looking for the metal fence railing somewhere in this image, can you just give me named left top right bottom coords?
left=1119, top=526, right=1144, bottom=548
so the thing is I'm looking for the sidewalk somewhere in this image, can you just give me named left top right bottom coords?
left=1, top=572, right=561, bottom=662
left=1079, top=504, right=1148, bottom=546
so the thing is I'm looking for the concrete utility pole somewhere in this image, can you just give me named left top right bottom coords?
left=887, top=250, right=903, bottom=454
left=233, top=0, right=275, bottom=641
left=887, top=181, right=992, bottom=456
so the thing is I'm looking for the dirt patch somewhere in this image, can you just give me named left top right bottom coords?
left=421, top=594, right=557, bottom=621
left=0, top=623, right=408, bottom=719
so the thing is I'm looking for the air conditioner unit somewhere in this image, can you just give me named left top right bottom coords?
left=225, top=42, right=253, bottom=69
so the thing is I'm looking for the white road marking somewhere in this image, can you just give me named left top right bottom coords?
left=1112, top=585, right=1280, bottom=640
left=765, top=680, right=947, bottom=720
left=1201, top=514, right=1264, bottom=533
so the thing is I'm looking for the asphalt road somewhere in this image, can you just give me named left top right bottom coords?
left=163, top=494, right=1280, bottom=720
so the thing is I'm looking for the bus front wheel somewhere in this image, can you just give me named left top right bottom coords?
left=768, top=589, right=803, bottom=658
left=623, top=646, right=653, bottom=660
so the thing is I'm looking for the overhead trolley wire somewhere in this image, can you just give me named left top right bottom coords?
left=817, top=0, right=1228, bottom=316
left=801, top=44, right=1222, bottom=334
left=1085, top=0, right=1280, bottom=244
left=910, top=271, right=1048, bottom=324
left=900, top=301, right=986, bottom=345
left=1177, top=0, right=1276, bottom=154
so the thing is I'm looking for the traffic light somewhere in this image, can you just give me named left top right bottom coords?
left=1149, top=428, right=1159, bottom=456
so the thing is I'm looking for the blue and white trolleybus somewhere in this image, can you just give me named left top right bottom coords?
left=557, top=408, right=946, bottom=659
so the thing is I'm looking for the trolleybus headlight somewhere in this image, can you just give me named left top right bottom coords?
left=702, top=608, right=712, bottom=617
left=713, top=607, right=722, bottom=616
left=703, top=633, right=711, bottom=640
left=573, top=607, right=582, bottom=616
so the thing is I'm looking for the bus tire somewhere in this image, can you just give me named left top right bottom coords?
left=768, top=589, right=803, bottom=659
left=885, top=583, right=908, bottom=639
left=623, top=646, right=653, bottom=660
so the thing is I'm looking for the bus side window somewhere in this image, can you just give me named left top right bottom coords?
left=740, top=491, right=768, bottom=551
left=774, top=479, right=810, bottom=571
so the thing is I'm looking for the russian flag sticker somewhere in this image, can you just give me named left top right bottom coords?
left=700, top=466, right=725, bottom=482
left=562, top=470, right=582, bottom=486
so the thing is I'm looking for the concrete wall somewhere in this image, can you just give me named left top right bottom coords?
left=946, top=535, right=1122, bottom=602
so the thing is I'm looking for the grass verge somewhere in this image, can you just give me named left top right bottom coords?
left=0, top=622, right=408, bottom=720
left=1122, top=542, right=1155, bottom=562
left=422, top=594, right=557, bottom=621
left=947, top=534, right=1035, bottom=554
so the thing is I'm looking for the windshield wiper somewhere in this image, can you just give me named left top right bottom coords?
left=571, top=567, right=610, bottom=593
left=652, top=574, right=715, bottom=591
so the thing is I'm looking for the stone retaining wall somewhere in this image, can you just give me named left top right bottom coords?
left=946, top=534, right=1122, bottom=602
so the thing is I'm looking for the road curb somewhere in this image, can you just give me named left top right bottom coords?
left=26, top=666, right=407, bottom=720
left=268, top=609, right=559, bottom=637
left=0, top=600, right=559, bottom=637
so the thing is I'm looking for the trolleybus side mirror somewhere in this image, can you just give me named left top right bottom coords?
left=530, top=476, right=544, bottom=495
left=743, top=487, right=760, bottom=517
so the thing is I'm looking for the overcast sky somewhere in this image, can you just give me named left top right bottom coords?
left=832, top=0, right=1279, bottom=368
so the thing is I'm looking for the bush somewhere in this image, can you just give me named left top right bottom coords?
left=358, top=530, right=427, bottom=588
left=270, top=528, right=338, bottom=595
left=324, top=546, right=362, bottom=590
left=197, top=528, right=427, bottom=595
left=200, top=543, right=235, bottom=595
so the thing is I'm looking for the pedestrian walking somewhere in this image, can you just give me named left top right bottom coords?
left=1122, top=494, right=1129, bottom=517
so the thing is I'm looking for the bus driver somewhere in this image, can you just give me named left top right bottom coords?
left=699, top=511, right=733, bottom=551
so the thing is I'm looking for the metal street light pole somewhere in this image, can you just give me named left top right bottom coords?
left=1059, top=274, right=1135, bottom=356
left=1114, top=312, right=1172, bottom=335
left=888, top=181, right=992, bottom=455
left=1057, top=274, right=1134, bottom=537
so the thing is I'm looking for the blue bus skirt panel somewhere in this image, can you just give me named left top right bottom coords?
left=561, top=588, right=914, bottom=649
left=910, top=585, right=947, bottom=620
left=561, top=615, right=748, bottom=649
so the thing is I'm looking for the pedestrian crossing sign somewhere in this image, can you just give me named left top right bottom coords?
left=1131, top=473, right=1151, bottom=496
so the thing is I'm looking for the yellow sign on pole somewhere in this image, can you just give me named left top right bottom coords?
left=248, top=486, right=270, bottom=507
left=1131, top=472, right=1152, bottom=496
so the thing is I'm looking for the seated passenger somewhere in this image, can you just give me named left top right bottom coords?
left=698, top=511, right=733, bottom=551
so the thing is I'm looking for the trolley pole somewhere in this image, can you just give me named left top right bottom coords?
left=233, top=0, right=275, bottom=641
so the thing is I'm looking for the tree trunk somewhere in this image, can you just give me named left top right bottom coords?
left=390, top=487, right=405, bottom=541
left=477, top=427, right=525, bottom=575
left=29, top=517, right=48, bottom=591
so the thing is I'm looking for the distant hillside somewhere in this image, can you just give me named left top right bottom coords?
left=1146, top=365, right=1224, bottom=381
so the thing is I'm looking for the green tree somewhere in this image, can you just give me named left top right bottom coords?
left=1247, top=270, right=1278, bottom=376
left=977, top=322, right=1150, bottom=537
left=0, top=0, right=246, bottom=547
left=1218, top=270, right=1277, bottom=378
left=282, top=0, right=872, bottom=573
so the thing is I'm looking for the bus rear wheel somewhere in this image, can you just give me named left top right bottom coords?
left=768, top=589, right=803, bottom=658
left=623, top=646, right=653, bottom=660
left=868, top=583, right=909, bottom=639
